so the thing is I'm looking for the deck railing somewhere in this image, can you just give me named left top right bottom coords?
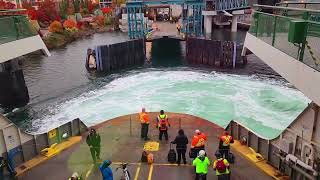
left=0, top=15, right=38, bottom=45
left=248, top=5, right=320, bottom=71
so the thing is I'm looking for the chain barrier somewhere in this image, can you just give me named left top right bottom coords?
left=306, top=41, right=320, bottom=66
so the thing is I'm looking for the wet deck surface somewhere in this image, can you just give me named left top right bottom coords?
left=19, top=113, right=272, bottom=180
left=148, top=22, right=183, bottom=41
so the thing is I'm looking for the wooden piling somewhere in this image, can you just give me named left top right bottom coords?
left=93, top=38, right=145, bottom=73
left=186, top=38, right=240, bottom=68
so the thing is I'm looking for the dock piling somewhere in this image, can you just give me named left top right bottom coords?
left=90, top=39, right=145, bottom=73
left=185, top=38, right=245, bottom=68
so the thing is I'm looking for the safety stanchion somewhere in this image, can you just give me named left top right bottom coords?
left=130, top=115, right=132, bottom=137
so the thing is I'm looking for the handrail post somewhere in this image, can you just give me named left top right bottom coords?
left=298, top=11, right=310, bottom=62
left=272, top=16, right=277, bottom=46
left=255, top=13, right=259, bottom=37
left=129, top=115, right=132, bottom=136
left=14, top=17, right=20, bottom=40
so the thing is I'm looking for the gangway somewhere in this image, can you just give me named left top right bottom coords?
left=125, top=0, right=250, bottom=39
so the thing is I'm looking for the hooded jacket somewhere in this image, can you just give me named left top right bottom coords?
left=99, top=163, right=113, bottom=180
left=192, top=156, right=210, bottom=174
left=86, top=133, right=101, bottom=147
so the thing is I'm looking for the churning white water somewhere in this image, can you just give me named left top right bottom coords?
left=30, top=69, right=309, bottom=139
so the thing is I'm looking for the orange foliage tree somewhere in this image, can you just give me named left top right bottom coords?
left=48, top=21, right=63, bottom=33
left=95, top=15, right=105, bottom=26
left=63, top=19, right=77, bottom=29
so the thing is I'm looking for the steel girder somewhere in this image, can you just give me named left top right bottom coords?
left=216, top=0, right=249, bottom=11
left=127, top=2, right=145, bottom=39
left=181, top=2, right=204, bottom=37
left=126, top=0, right=204, bottom=39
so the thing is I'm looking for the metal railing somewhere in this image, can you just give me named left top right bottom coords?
left=276, top=1, right=320, bottom=10
left=249, top=5, right=320, bottom=71
left=0, top=15, right=38, bottom=45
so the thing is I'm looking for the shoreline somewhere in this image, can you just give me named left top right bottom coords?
left=42, top=26, right=115, bottom=50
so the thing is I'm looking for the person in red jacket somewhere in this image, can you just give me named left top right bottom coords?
left=191, top=129, right=207, bottom=149
left=190, top=130, right=207, bottom=158
left=219, top=131, right=234, bottom=159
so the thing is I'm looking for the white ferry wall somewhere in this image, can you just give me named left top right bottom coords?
left=0, top=35, right=51, bottom=64
left=0, top=114, right=87, bottom=166
left=227, top=102, right=320, bottom=179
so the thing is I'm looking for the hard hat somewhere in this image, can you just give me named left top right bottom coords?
left=71, top=172, right=79, bottom=178
left=195, top=129, right=200, bottom=134
left=199, top=150, right=206, bottom=157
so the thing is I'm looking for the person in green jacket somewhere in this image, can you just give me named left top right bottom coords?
left=86, top=129, right=101, bottom=164
left=192, top=150, right=210, bottom=180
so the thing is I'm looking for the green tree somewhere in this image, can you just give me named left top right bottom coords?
left=73, top=0, right=81, bottom=13
left=112, top=0, right=126, bottom=7
left=59, top=0, right=69, bottom=19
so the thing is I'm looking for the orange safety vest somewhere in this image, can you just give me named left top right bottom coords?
left=220, top=135, right=232, bottom=146
left=139, top=112, right=149, bottom=124
left=191, top=133, right=207, bottom=148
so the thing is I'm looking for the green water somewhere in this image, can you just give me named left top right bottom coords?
left=30, top=69, right=309, bottom=139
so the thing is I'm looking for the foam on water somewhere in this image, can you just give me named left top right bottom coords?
left=30, top=69, right=309, bottom=139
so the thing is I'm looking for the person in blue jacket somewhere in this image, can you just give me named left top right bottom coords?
left=100, top=160, right=113, bottom=180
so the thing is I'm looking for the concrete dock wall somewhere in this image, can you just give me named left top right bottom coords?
left=0, top=59, right=29, bottom=108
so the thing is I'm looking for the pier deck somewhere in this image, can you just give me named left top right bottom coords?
left=147, top=22, right=185, bottom=42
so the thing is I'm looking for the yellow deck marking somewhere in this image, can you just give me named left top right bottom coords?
left=15, top=136, right=82, bottom=177
left=108, top=162, right=192, bottom=167
left=112, top=162, right=140, bottom=165
left=143, top=141, right=159, bottom=151
left=231, top=140, right=288, bottom=180
left=147, top=164, right=154, bottom=180
left=85, top=164, right=94, bottom=180
left=134, top=163, right=141, bottom=180
left=153, top=163, right=192, bottom=167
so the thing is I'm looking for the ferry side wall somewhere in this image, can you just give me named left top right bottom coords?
left=227, top=121, right=281, bottom=168
left=228, top=102, right=320, bottom=179
left=0, top=115, right=87, bottom=167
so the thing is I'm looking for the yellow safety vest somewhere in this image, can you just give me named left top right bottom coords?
left=213, top=158, right=230, bottom=176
